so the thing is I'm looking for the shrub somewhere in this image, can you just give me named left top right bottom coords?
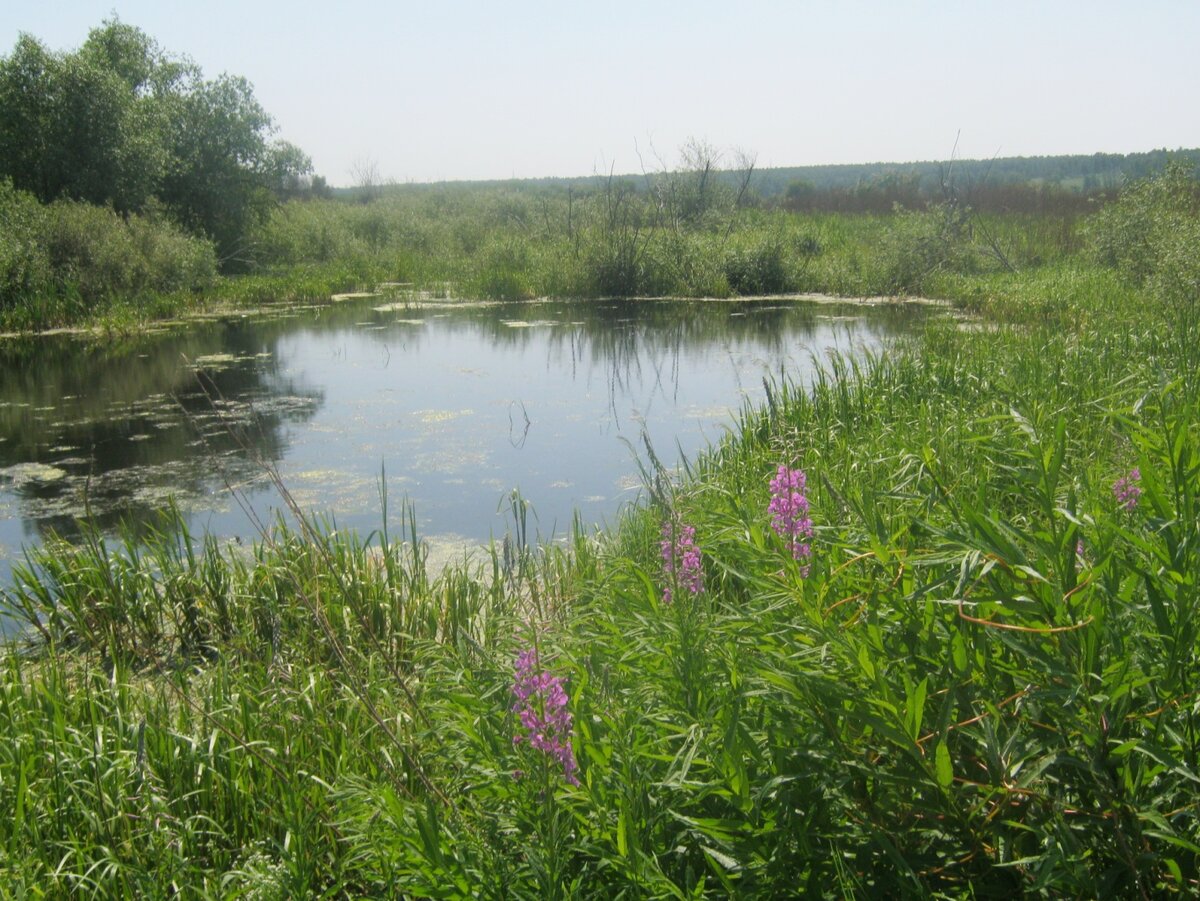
left=1085, top=163, right=1200, bottom=353
left=41, top=199, right=217, bottom=303
left=875, top=203, right=979, bottom=294
left=723, top=234, right=790, bottom=294
left=1085, top=162, right=1200, bottom=284
left=127, top=207, right=218, bottom=293
left=0, top=181, right=216, bottom=315
left=0, top=179, right=52, bottom=304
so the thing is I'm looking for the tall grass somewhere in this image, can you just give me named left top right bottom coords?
left=3, top=171, right=1091, bottom=332
left=2, top=172, right=1199, bottom=895
left=246, top=188, right=1084, bottom=305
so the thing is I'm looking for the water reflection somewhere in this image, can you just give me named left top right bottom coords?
left=0, top=297, right=929, bottom=586
left=0, top=320, right=324, bottom=543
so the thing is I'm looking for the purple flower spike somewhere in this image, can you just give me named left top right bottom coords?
left=1113, top=468, right=1141, bottom=512
left=660, top=519, right=703, bottom=604
left=512, top=646, right=579, bottom=785
left=769, top=464, right=814, bottom=572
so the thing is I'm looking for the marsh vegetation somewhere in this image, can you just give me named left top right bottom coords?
left=4, top=17, right=1200, bottom=899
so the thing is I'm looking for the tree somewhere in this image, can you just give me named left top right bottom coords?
left=270, top=141, right=317, bottom=200
left=0, top=35, right=56, bottom=202
left=159, top=73, right=309, bottom=264
left=350, top=156, right=383, bottom=203
left=0, top=24, right=172, bottom=212
left=0, top=19, right=313, bottom=268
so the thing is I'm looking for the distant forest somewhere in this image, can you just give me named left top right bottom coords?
left=364, top=147, right=1200, bottom=215
left=742, top=147, right=1200, bottom=195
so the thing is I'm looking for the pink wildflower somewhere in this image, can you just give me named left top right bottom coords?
left=660, top=519, right=703, bottom=604
left=512, top=647, right=579, bottom=785
left=1113, top=468, right=1141, bottom=512
left=769, top=464, right=814, bottom=570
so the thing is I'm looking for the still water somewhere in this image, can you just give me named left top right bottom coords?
left=0, top=296, right=928, bottom=583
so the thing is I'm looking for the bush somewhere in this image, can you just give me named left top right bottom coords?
left=0, top=179, right=52, bottom=303
left=1085, top=163, right=1200, bottom=355
left=0, top=180, right=216, bottom=315
left=41, top=199, right=217, bottom=303
left=1085, top=162, right=1200, bottom=284
left=127, top=208, right=219, bottom=293
left=877, top=202, right=983, bottom=294
left=723, top=234, right=790, bottom=295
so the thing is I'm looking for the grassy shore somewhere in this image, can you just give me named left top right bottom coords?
left=2, top=170, right=1085, bottom=334
left=2, top=172, right=1199, bottom=896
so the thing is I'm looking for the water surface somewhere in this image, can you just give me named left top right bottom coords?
left=0, top=297, right=928, bottom=584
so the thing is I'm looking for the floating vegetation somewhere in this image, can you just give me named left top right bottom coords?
left=330, top=291, right=381, bottom=302
left=413, top=408, right=475, bottom=425
left=410, top=448, right=490, bottom=476
left=0, top=463, right=68, bottom=486
left=681, top=404, right=737, bottom=420
left=614, top=472, right=642, bottom=491
left=190, top=352, right=239, bottom=368
left=501, top=319, right=558, bottom=329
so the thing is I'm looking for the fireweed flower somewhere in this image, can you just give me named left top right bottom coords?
left=660, top=519, right=703, bottom=604
left=1113, top=468, right=1141, bottom=511
left=769, top=464, right=814, bottom=570
left=511, top=647, right=579, bottom=785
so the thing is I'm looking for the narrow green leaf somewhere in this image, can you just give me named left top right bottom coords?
left=935, top=740, right=953, bottom=789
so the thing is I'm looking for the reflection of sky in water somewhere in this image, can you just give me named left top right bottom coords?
left=0, top=298, right=930, bottom=591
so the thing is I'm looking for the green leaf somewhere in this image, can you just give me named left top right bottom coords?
left=907, top=677, right=928, bottom=740
left=935, top=740, right=953, bottom=789
left=951, top=633, right=968, bottom=671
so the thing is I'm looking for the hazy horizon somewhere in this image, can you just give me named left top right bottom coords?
left=3, top=1, right=1197, bottom=188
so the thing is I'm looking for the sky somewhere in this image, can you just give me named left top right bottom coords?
left=2, top=1, right=1197, bottom=186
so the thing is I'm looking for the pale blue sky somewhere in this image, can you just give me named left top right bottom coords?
left=2, top=1, right=1196, bottom=185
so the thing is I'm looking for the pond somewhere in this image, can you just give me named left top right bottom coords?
left=0, top=296, right=931, bottom=589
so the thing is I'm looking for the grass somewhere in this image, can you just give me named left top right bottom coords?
left=2, top=180, right=1199, bottom=895
left=3, top=174, right=1090, bottom=333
